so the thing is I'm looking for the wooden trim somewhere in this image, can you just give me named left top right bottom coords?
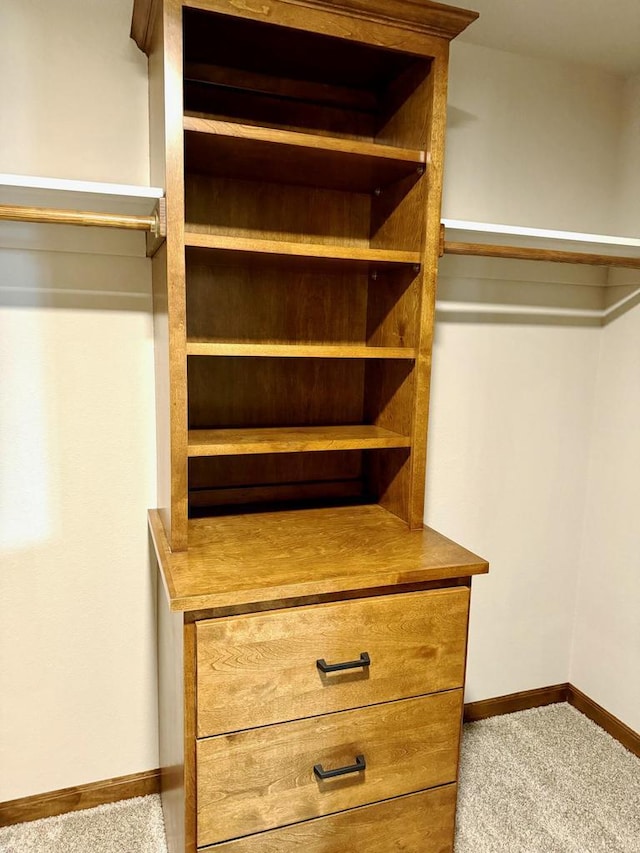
left=131, top=0, right=161, bottom=53
left=464, top=683, right=640, bottom=759
left=566, top=684, right=640, bottom=759
left=279, top=0, right=479, bottom=40
left=176, top=0, right=478, bottom=43
left=444, top=240, right=640, bottom=270
left=5, top=686, right=636, bottom=829
left=0, top=769, right=160, bottom=828
left=464, top=684, right=569, bottom=722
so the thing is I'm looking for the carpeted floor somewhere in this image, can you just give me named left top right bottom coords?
left=455, top=704, right=640, bottom=853
left=0, top=796, right=167, bottom=853
left=1, top=703, right=638, bottom=853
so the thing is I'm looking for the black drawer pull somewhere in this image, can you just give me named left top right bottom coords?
left=316, top=652, right=371, bottom=673
left=314, top=754, right=366, bottom=780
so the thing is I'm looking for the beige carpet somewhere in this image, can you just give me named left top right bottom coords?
left=1, top=703, right=638, bottom=852
left=455, top=704, right=640, bottom=853
left=0, top=796, right=167, bottom=853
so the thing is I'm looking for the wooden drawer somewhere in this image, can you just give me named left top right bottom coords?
left=196, top=587, right=469, bottom=736
left=201, top=784, right=457, bottom=852
left=196, top=690, right=462, bottom=847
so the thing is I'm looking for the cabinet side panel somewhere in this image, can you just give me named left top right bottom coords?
left=408, top=52, right=450, bottom=528
left=149, top=0, right=188, bottom=548
left=151, top=244, right=171, bottom=536
left=370, top=52, right=450, bottom=528
left=157, top=566, right=185, bottom=853
left=367, top=61, right=432, bottom=525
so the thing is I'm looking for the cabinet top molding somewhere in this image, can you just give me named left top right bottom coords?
left=131, top=0, right=479, bottom=54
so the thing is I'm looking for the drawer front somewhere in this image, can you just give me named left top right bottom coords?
left=196, top=691, right=462, bottom=847
left=196, top=587, right=469, bottom=736
left=201, top=785, right=457, bottom=852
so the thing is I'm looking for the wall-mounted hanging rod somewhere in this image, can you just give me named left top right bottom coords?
left=439, top=223, right=640, bottom=269
left=443, top=240, right=640, bottom=270
left=0, top=201, right=165, bottom=237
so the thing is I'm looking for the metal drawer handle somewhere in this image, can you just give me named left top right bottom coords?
left=314, top=754, right=366, bottom=780
left=316, top=652, right=371, bottom=674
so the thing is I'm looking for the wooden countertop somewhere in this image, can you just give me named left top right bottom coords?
left=149, top=504, right=488, bottom=613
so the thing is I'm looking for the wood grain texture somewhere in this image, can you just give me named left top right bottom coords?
left=183, top=623, right=197, bottom=853
left=408, top=53, right=450, bottom=528
left=149, top=0, right=189, bottom=550
left=156, top=565, right=187, bottom=853
left=184, top=89, right=375, bottom=142
left=130, top=0, right=160, bottom=53
left=186, top=342, right=416, bottom=359
left=368, top=59, right=436, bottom=525
left=184, top=231, right=422, bottom=267
left=196, top=587, right=469, bottom=736
left=0, top=204, right=157, bottom=231
left=196, top=691, right=462, bottom=845
left=151, top=245, right=172, bottom=540
left=0, top=770, right=160, bottom=828
left=444, top=240, right=640, bottom=269
left=184, top=63, right=378, bottom=113
left=199, top=785, right=458, bottom=852
left=148, top=505, right=488, bottom=612
left=185, top=173, right=371, bottom=247
left=187, top=356, right=365, bottom=429
left=187, top=577, right=471, bottom=622
left=185, top=255, right=368, bottom=346
left=567, top=685, right=640, bottom=759
left=188, top=425, right=411, bottom=457
left=463, top=684, right=570, bottom=722
left=189, top=479, right=364, bottom=510
left=180, top=0, right=473, bottom=55
left=184, top=117, right=425, bottom=193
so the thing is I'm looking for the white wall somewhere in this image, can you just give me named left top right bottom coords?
left=426, top=271, right=600, bottom=702
left=569, top=73, right=640, bottom=732
left=442, top=42, right=623, bottom=233
left=0, top=0, right=157, bottom=800
left=428, top=42, right=636, bottom=710
left=0, top=0, right=149, bottom=184
left=1, top=3, right=638, bottom=805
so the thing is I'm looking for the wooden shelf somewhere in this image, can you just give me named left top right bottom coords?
left=187, top=425, right=412, bottom=457
left=184, top=232, right=421, bottom=270
left=186, top=342, right=417, bottom=359
left=184, top=116, right=426, bottom=192
left=442, top=219, right=640, bottom=269
left=149, top=505, right=489, bottom=612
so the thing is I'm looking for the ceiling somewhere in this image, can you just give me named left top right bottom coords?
left=457, top=0, right=640, bottom=78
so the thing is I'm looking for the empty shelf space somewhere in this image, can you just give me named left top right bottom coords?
left=186, top=342, right=417, bottom=359
left=187, top=425, right=412, bottom=457
left=184, top=116, right=426, bottom=192
left=184, top=232, right=421, bottom=270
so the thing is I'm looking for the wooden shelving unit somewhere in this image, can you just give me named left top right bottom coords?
left=133, top=1, right=487, bottom=852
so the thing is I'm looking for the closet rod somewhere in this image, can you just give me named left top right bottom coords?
left=0, top=203, right=164, bottom=235
left=443, top=240, right=640, bottom=270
